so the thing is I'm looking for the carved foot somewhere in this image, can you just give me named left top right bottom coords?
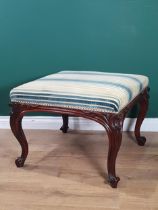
left=60, top=125, right=69, bottom=133
left=136, top=136, right=146, bottom=146
left=108, top=175, right=120, bottom=188
left=15, top=157, right=25, bottom=167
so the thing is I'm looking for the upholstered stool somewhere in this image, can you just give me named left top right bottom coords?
left=10, top=71, right=149, bottom=188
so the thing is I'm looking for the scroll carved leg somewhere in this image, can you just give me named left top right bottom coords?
left=60, top=114, right=69, bottom=133
left=135, top=88, right=149, bottom=146
left=105, top=114, right=125, bottom=188
left=10, top=106, right=28, bottom=167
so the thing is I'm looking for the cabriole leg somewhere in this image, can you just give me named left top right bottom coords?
left=105, top=114, right=125, bottom=188
left=135, top=88, right=149, bottom=146
left=10, top=105, right=28, bottom=167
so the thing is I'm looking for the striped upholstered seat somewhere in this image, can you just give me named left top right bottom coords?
left=10, top=71, right=149, bottom=113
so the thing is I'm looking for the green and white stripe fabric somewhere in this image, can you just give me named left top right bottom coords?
left=10, top=71, right=149, bottom=113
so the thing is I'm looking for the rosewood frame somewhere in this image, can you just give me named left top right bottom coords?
left=10, top=87, right=149, bottom=188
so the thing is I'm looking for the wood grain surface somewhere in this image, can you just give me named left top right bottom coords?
left=0, top=129, right=157, bottom=210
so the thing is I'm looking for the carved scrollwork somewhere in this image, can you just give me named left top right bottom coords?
left=111, top=114, right=124, bottom=131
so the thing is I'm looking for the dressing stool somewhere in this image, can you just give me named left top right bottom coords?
left=10, top=71, right=149, bottom=188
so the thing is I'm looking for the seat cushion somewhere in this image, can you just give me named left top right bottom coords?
left=10, top=71, right=149, bottom=113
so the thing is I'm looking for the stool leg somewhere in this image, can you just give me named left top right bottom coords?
left=135, top=88, right=149, bottom=146
left=10, top=107, right=28, bottom=167
left=60, top=114, right=69, bottom=133
left=105, top=114, right=125, bottom=188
